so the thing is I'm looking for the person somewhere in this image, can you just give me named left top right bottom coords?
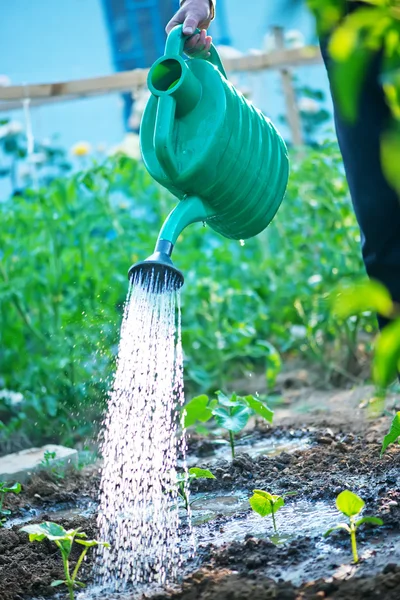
left=166, top=0, right=400, bottom=330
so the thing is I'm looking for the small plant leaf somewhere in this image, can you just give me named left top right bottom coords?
left=50, top=580, right=66, bottom=587
left=188, top=468, right=216, bottom=480
left=75, top=539, right=110, bottom=548
left=381, top=412, right=400, bottom=456
left=249, top=490, right=284, bottom=517
left=2, top=483, right=22, bottom=494
left=182, top=395, right=212, bottom=428
left=213, top=405, right=250, bottom=434
left=21, top=521, right=68, bottom=542
left=324, top=522, right=351, bottom=537
left=0, top=509, right=11, bottom=516
left=243, top=395, right=274, bottom=424
left=355, top=516, right=383, bottom=528
left=336, top=490, right=365, bottom=517
left=215, top=391, right=235, bottom=407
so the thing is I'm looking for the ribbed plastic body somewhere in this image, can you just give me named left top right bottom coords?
left=140, top=32, right=289, bottom=241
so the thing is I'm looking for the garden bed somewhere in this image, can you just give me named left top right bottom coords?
left=1, top=385, right=399, bottom=600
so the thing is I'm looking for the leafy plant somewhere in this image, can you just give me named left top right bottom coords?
left=183, top=391, right=274, bottom=458
left=177, top=467, right=215, bottom=511
left=249, top=489, right=296, bottom=533
left=332, top=279, right=400, bottom=388
left=20, top=522, right=109, bottom=600
left=0, top=481, right=21, bottom=526
left=324, top=490, right=383, bottom=563
left=0, top=142, right=371, bottom=447
left=39, top=450, right=67, bottom=480
left=381, top=412, right=400, bottom=456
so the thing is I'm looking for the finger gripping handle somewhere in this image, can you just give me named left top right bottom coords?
left=165, top=24, right=227, bottom=79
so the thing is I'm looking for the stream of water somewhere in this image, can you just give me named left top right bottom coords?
left=96, top=272, right=193, bottom=591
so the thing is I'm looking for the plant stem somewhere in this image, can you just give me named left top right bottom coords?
left=71, top=547, right=88, bottom=584
left=229, top=431, right=235, bottom=458
left=271, top=507, right=277, bottom=533
left=350, top=526, right=358, bottom=563
left=0, top=493, right=4, bottom=513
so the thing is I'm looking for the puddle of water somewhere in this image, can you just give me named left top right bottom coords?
left=4, top=502, right=95, bottom=528
left=185, top=435, right=310, bottom=467
left=194, top=498, right=341, bottom=548
left=187, top=491, right=249, bottom=526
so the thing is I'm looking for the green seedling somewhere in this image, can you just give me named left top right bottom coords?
left=0, top=481, right=21, bottom=526
left=324, top=490, right=383, bottom=563
left=381, top=412, right=400, bottom=456
left=249, top=489, right=296, bottom=533
left=183, top=391, right=274, bottom=458
left=40, top=450, right=66, bottom=480
left=21, top=522, right=109, bottom=600
left=177, top=467, right=215, bottom=511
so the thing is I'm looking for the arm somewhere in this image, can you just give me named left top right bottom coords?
left=166, top=0, right=216, bottom=57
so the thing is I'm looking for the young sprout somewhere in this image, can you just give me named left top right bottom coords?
left=324, top=490, right=383, bottom=563
left=249, top=489, right=296, bottom=533
left=0, top=481, right=22, bottom=526
left=21, top=521, right=109, bottom=600
left=182, top=391, right=274, bottom=459
left=177, top=467, right=215, bottom=511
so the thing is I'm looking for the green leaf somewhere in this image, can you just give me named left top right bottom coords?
left=21, top=521, right=68, bottom=542
left=324, top=522, right=351, bottom=537
left=355, top=516, right=383, bottom=528
left=1, top=482, right=22, bottom=494
left=243, top=395, right=274, bottom=424
left=336, top=490, right=365, bottom=517
left=182, top=395, right=212, bottom=428
left=212, top=404, right=250, bottom=434
left=381, top=125, right=400, bottom=193
left=381, top=412, right=400, bottom=456
left=373, top=321, right=400, bottom=387
left=249, top=490, right=284, bottom=517
left=332, top=280, right=393, bottom=319
left=50, top=580, right=66, bottom=587
left=188, top=467, right=215, bottom=480
left=75, top=539, right=110, bottom=548
left=215, top=391, right=235, bottom=407
left=0, top=509, right=11, bottom=516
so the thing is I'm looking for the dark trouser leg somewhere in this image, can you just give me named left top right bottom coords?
left=320, top=41, right=400, bottom=328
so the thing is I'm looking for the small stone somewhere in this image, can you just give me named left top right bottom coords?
left=388, top=500, right=398, bottom=507
left=222, top=473, right=232, bottom=481
left=316, top=436, right=333, bottom=445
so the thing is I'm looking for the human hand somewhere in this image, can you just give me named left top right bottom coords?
left=166, top=0, right=213, bottom=58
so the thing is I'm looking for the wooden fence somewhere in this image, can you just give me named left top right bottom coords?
left=0, top=28, right=323, bottom=145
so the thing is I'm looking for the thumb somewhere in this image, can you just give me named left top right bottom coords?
left=182, top=15, right=198, bottom=35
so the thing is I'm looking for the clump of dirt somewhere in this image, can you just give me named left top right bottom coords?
left=152, top=565, right=400, bottom=600
left=1, top=411, right=400, bottom=600
left=0, top=515, right=97, bottom=600
left=5, top=465, right=100, bottom=515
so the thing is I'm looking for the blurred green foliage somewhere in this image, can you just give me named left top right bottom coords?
left=308, top=0, right=400, bottom=194
left=0, top=143, right=372, bottom=449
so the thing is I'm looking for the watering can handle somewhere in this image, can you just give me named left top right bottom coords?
left=166, top=25, right=227, bottom=79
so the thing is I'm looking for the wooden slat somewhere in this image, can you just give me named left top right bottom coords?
left=0, top=45, right=322, bottom=112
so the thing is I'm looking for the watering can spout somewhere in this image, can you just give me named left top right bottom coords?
left=128, top=196, right=214, bottom=292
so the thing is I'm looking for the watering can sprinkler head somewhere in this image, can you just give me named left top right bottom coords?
left=128, top=195, right=214, bottom=293
left=128, top=239, right=184, bottom=293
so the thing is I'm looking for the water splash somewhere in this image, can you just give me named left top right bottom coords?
left=96, top=271, right=193, bottom=591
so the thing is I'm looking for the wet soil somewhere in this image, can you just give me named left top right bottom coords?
left=0, top=384, right=399, bottom=600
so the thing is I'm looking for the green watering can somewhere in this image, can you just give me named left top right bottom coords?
left=129, top=25, right=289, bottom=291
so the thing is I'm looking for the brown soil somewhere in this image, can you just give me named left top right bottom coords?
left=1, top=383, right=399, bottom=600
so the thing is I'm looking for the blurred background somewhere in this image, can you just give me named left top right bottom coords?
left=0, top=0, right=376, bottom=455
